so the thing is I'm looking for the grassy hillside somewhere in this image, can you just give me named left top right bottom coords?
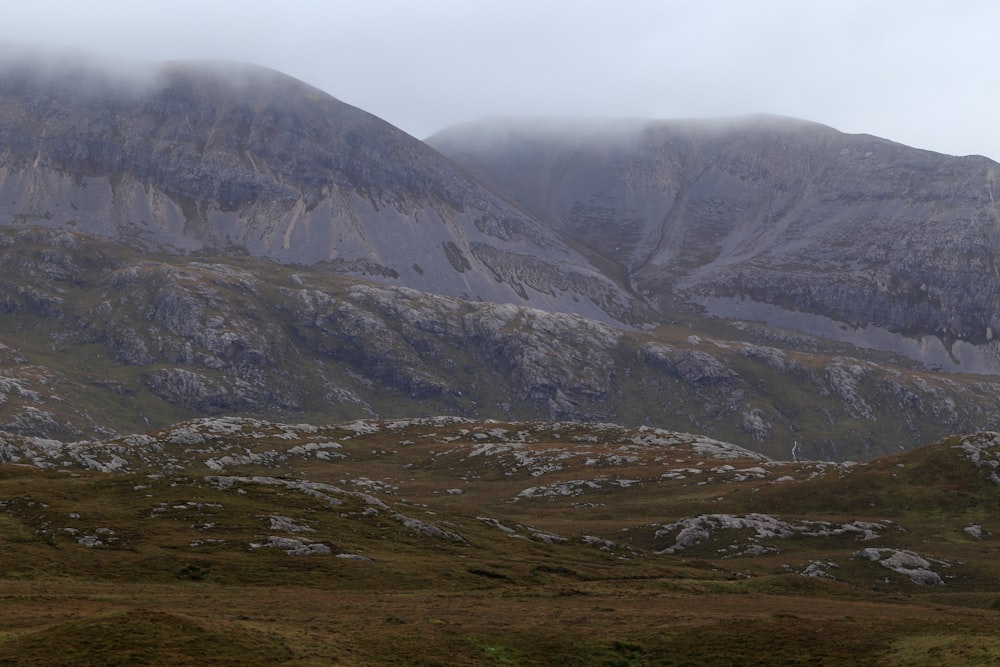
left=2, top=418, right=1000, bottom=664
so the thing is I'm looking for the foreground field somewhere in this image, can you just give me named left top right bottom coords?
left=2, top=417, right=1000, bottom=665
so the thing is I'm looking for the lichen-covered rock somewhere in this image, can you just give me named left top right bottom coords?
left=856, top=548, right=948, bottom=585
left=954, top=432, right=1000, bottom=484
left=652, top=514, right=887, bottom=554
left=741, top=409, right=772, bottom=441
left=253, top=536, right=332, bottom=556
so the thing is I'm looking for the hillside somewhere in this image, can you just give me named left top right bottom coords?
left=430, top=115, right=1000, bottom=373
left=3, top=227, right=1000, bottom=461
left=2, top=57, right=1000, bottom=461
left=5, top=52, right=1000, bottom=665
left=2, top=418, right=1000, bottom=664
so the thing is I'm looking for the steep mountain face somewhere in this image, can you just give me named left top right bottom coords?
left=429, top=116, right=1000, bottom=372
left=6, top=56, right=1000, bottom=462
left=0, top=58, right=639, bottom=323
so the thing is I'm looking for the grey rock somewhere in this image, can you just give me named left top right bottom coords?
left=964, top=524, right=984, bottom=539
left=856, top=547, right=947, bottom=585
left=258, top=535, right=331, bottom=556
left=268, top=515, right=315, bottom=533
left=740, top=344, right=786, bottom=371
left=741, top=409, right=772, bottom=442
left=431, top=114, right=1000, bottom=373
left=0, top=59, right=640, bottom=326
left=652, top=513, right=887, bottom=554
left=335, top=553, right=374, bottom=562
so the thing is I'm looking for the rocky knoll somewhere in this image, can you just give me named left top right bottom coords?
left=430, top=115, right=1000, bottom=372
left=1, top=227, right=999, bottom=461
left=0, top=56, right=638, bottom=324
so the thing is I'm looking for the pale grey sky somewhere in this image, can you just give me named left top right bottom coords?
left=4, top=0, right=999, bottom=160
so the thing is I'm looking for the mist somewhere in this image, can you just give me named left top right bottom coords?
left=1, top=1, right=999, bottom=161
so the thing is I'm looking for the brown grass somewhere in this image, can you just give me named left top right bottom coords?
left=2, top=420, right=1000, bottom=664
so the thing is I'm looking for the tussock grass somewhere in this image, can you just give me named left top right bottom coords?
left=2, top=421, right=1000, bottom=663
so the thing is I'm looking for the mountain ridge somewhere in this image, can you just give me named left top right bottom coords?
left=0, top=58, right=642, bottom=325
left=4, top=56, right=1000, bottom=663
left=3, top=56, right=1000, bottom=461
left=430, top=114, right=1000, bottom=373
left=1, top=226, right=999, bottom=462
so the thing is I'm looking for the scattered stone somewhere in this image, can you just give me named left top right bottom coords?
left=801, top=560, right=839, bottom=579
left=955, top=432, right=1000, bottom=484
left=251, top=536, right=332, bottom=556
left=582, top=535, right=619, bottom=552
left=526, top=528, right=567, bottom=544
left=392, top=513, right=466, bottom=542
left=268, top=515, right=315, bottom=533
left=478, top=517, right=516, bottom=534
left=653, top=514, right=888, bottom=554
left=336, top=553, right=374, bottom=562
left=964, top=524, right=984, bottom=539
left=189, top=538, right=225, bottom=547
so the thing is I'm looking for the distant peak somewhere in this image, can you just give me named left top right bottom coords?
left=0, top=49, right=344, bottom=109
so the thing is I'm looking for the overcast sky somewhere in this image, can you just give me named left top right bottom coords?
left=4, top=1, right=999, bottom=160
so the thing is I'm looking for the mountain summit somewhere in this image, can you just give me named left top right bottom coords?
left=431, top=115, right=1000, bottom=372
left=0, top=59, right=639, bottom=323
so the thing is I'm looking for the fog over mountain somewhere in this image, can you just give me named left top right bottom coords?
left=8, top=52, right=1000, bottom=371
left=0, top=58, right=639, bottom=323
left=5, top=11, right=1000, bottom=660
left=430, top=115, right=1000, bottom=373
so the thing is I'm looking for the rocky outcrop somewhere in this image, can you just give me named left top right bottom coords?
left=856, top=548, right=949, bottom=585
left=2, top=228, right=1000, bottom=460
left=651, top=513, right=887, bottom=555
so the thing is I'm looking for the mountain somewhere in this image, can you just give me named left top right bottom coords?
left=6, top=55, right=1000, bottom=664
left=2, top=417, right=1000, bottom=664
left=4, top=55, right=1000, bottom=461
left=429, top=115, right=1000, bottom=373
left=0, top=57, right=639, bottom=324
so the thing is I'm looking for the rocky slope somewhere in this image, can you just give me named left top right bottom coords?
left=2, top=227, right=1000, bottom=461
left=5, top=56, right=1000, bottom=462
left=0, top=56, right=638, bottom=324
left=429, top=115, right=1000, bottom=372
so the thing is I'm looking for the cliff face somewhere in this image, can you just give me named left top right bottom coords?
left=0, top=60, right=640, bottom=324
left=430, top=116, right=1000, bottom=371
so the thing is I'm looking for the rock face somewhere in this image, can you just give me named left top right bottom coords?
left=429, top=115, right=1000, bottom=372
left=2, top=228, right=1000, bottom=461
left=0, top=57, right=639, bottom=324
